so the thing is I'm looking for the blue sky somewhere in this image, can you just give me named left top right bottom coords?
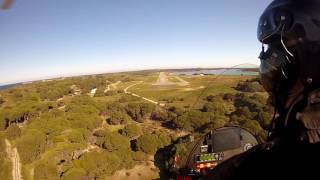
left=0, top=0, right=271, bottom=85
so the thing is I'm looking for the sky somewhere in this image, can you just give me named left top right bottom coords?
left=0, top=0, right=272, bottom=85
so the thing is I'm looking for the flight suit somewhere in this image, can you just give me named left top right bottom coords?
left=204, top=89, right=320, bottom=180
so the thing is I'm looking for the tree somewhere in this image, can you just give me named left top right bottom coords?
left=34, top=161, right=59, bottom=180
left=94, top=88, right=105, bottom=97
left=67, top=95, right=98, bottom=111
left=136, top=133, right=160, bottom=154
left=73, top=134, right=135, bottom=175
left=74, top=77, right=105, bottom=94
left=5, top=124, right=21, bottom=140
left=66, top=129, right=89, bottom=144
left=73, top=151, right=121, bottom=177
left=168, top=106, right=184, bottom=116
left=136, top=131, right=171, bottom=154
left=172, top=110, right=211, bottom=132
left=242, top=120, right=265, bottom=137
left=93, top=129, right=110, bottom=147
left=102, top=132, right=131, bottom=152
left=151, top=110, right=177, bottom=122
left=0, top=112, right=9, bottom=131
left=9, top=88, right=24, bottom=101
left=93, top=129, right=109, bottom=137
left=67, top=113, right=102, bottom=131
left=120, top=124, right=142, bottom=138
left=126, top=103, right=155, bottom=122
left=235, top=79, right=264, bottom=92
left=66, top=96, right=102, bottom=131
left=258, top=111, right=272, bottom=130
left=223, top=93, right=234, bottom=101
left=97, top=102, right=127, bottom=117
left=0, top=100, right=48, bottom=125
left=61, top=168, right=87, bottom=180
left=173, top=114, right=192, bottom=131
left=0, top=96, right=5, bottom=105
left=206, top=95, right=216, bottom=102
left=107, top=111, right=131, bottom=125
left=17, top=130, right=46, bottom=164
left=202, top=101, right=227, bottom=115
left=37, top=81, right=72, bottom=101
left=154, top=130, right=171, bottom=148
left=237, top=94, right=266, bottom=112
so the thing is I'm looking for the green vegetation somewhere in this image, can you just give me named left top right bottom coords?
left=235, top=78, right=265, bottom=92
left=105, top=90, right=117, bottom=96
left=120, top=124, right=142, bottom=138
left=61, top=168, right=87, bottom=180
left=0, top=96, right=5, bottom=105
left=94, top=88, right=105, bottom=97
left=34, top=161, right=59, bottom=180
left=5, top=124, right=21, bottom=140
left=0, top=72, right=272, bottom=179
left=17, top=130, right=46, bottom=164
left=136, top=131, right=171, bottom=154
left=73, top=151, right=121, bottom=178
left=107, top=110, right=131, bottom=125
left=126, top=102, right=155, bottom=123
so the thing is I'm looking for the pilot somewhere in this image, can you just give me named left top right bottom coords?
left=205, top=0, right=320, bottom=179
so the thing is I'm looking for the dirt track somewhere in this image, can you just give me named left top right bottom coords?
left=106, top=161, right=159, bottom=180
left=5, top=139, right=22, bottom=180
left=124, top=82, right=165, bottom=107
left=105, top=81, right=121, bottom=93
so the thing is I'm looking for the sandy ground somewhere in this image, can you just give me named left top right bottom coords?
left=89, top=88, right=97, bottom=97
left=105, top=81, right=121, bottom=93
left=105, top=161, right=159, bottom=180
left=182, top=86, right=205, bottom=91
left=5, top=139, right=23, bottom=180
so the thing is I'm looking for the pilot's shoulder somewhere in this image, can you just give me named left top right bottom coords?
left=296, top=88, right=320, bottom=143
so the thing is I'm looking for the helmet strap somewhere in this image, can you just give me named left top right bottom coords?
left=280, top=24, right=295, bottom=58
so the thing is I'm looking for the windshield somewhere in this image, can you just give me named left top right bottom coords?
left=0, top=1, right=273, bottom=180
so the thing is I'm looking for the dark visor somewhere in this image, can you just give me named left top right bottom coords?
left=259, top=42, right=292, bottom=92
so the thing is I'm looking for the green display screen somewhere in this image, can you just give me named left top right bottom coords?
left=198, top=153, right=216, bottom=162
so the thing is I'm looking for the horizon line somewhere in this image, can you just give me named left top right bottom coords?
left=0, top=64, right=259, bottom=86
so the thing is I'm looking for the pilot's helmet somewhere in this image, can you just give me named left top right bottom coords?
left=258, top=0, right=320, bottom=107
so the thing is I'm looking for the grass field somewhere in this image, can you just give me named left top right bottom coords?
left=128, top=73, right=256, bottom=109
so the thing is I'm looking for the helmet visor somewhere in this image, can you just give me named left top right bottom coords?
left=259, top=42, right=292, bottom=93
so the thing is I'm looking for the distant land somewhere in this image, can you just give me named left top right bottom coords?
left=0, top=67, right=259, bottom=87
left=0, top=83, right=23, bottom=90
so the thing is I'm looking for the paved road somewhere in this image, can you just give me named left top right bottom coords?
left=5, top=139, right=22, bottom=180
left=153, top=72, right=189, bottom=86
left=153, top=72, right=174, bottom=86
